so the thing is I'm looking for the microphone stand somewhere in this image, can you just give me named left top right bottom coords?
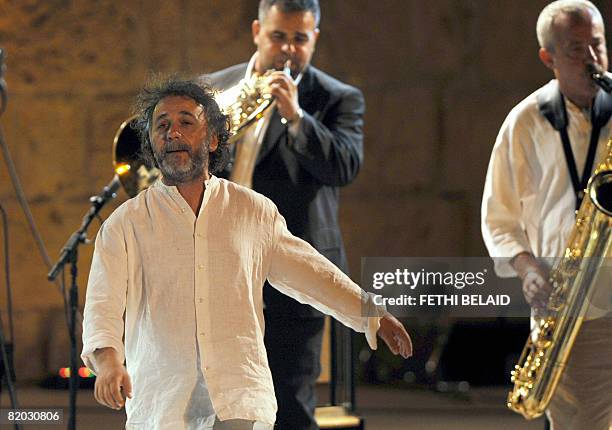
left=0, top=48, right=23, bottom=430
left=48, top=175, right=122, bottom=430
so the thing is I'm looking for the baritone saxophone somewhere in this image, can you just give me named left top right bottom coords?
left=507, top=139, right=612, bottom=420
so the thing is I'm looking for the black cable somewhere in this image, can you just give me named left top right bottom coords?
left=0, top=202, right=14, bottom=343
left=0, top=202, right=21, bottom=430
left=0, top=48, right=22, bottom=430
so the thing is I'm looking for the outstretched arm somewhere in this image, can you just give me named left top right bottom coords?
left=266, top=208, right=411, bottom=357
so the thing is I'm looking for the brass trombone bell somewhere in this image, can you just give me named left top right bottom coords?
left=112, top=115, right=160, bottom=198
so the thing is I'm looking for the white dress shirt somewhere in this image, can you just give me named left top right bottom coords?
left=81, top=176, right=382, bottom=429
left=481, top=80, right=611, bottom=317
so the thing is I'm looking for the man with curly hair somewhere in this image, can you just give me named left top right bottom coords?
left=81, top=77, right=411, bottom=430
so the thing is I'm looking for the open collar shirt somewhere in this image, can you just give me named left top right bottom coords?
left=481, top=80, right=611, bottom=317
left=81, top=176, right=382, bottom=429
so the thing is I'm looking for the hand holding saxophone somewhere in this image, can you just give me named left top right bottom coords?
left=512, top=252, right=553, bottom=310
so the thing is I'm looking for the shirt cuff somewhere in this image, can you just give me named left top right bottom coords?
left=81, top=337, right=125, bottom=374
left=493, top=243, right=532, bottom=278
left=286, top=107, right=304, bottom=137
left=287, top=117, right=302, bottom=137
left=362, top=291, right=387, bottom=350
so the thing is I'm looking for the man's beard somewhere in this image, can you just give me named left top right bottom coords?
left=153, top=138, right=210, bottom=185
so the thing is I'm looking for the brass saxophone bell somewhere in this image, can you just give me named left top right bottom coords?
left=215, top=70, right=276, bottom=143
left=507, top=140, right=612, bottom=419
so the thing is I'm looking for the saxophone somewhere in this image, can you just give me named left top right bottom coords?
left=112, top=53, right=285, bottom=195
left=507, top=139, right=612, bottom=420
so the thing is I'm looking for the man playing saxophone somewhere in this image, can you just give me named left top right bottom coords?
left=204, top=1, right=365, bottom=428
left=481, top=1, right=611, bottom=428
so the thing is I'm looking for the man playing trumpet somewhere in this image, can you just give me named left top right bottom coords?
left=205, top=1, right=365, bottom=428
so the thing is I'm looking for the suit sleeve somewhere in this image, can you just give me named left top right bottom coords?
left=288, top=86, right=365, bottom=186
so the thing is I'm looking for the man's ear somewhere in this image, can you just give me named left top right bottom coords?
left=539, top=47, right=555, bottom=70
left=209, top=135, right=218, bottom=152
left=252, top=20, right=261, bottom=46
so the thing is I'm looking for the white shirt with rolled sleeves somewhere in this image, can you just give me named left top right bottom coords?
left=81, top=175, right=383, bottom=430
left=481, top=80, right=611, bottom=318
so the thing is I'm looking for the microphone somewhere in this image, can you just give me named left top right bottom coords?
left=47, top=164, right=131, bottom=281
left=89, top=164, right=130, bottom=207
left=588, top=64, right=612, bottom=93
left=90, top=175, right=121, bottom=206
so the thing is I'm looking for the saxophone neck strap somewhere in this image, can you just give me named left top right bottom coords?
left=537, top=80, right=612, bottom=209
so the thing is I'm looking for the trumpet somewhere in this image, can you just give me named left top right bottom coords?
left=216, top=55, right=296, bottom=188
left=112, top=53, right=295, bottom=196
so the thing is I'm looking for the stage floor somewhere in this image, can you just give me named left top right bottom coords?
left=1, top=384, right=545, bottom=429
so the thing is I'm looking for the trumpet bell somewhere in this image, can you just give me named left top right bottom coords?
left=112, top=116, right=160, bottom=198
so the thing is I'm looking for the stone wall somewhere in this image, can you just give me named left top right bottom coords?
left=0, top=0, right=609, bottom=381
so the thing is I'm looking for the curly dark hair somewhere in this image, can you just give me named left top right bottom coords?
left=132, top=75, right=230, bottom=174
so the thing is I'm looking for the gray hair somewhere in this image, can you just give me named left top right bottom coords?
left=258, top=0, right=320, bottom=27
left=536, top=0, right=605, bottom=51
left=132, top=75, right=230, bottom=174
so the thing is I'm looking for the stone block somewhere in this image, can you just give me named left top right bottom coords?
left=0, top=1, right=147, bottom=95
left=344, top=83, right=438, bottom=199
left=1, top=94, right=87, bottom=199
left=0, top=198, right=95, bottom=311
left=441, top=83, right=530, bottom=193
left=476, top=1, right=552, bottom=87
left=185, top=0, right=255, bottom=74
left=320, top=0, right=467, bottom=81
left=339, top=194, right=468, bottom=276
left=7, top=308, right=47, bottom=382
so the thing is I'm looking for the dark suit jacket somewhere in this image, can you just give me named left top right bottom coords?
left=206, top=63, right=365, bottom=318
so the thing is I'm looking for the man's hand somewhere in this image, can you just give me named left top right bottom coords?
left=377, top=313, right=413, bottom=359
left=268, top=71, right=300, bottom=122
left=93, top=347, right=132, bottom=410
left=511, top=252, right=553, bottom=310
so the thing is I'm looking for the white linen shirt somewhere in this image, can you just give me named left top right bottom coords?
left=481, top=80, right=611, bottom=316
left=81, top=176, right=382, bottom=429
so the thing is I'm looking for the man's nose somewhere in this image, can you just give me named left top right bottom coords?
left=281, top=41, right=296, bottom=55
left=587, top=45, right=602, bottom=64
left=167, top=123, right=182, bottom=139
